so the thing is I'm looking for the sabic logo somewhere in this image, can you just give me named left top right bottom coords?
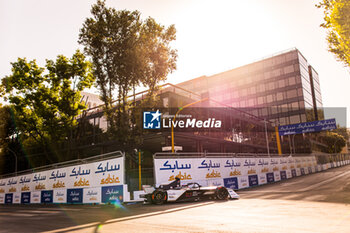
left=143, top=110, right=161, bottom=129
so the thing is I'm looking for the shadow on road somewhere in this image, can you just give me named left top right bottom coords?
left=0, top=200, right=217, bottom=233
left=238, top=166, right=350, bottom=205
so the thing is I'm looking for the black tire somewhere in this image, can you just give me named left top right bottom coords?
left=215, top=187, right=229, bottom=200
left=151, top=190, right=167, bottom=205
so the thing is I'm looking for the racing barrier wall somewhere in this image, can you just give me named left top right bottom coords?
left=153, top=154, right=350, bottom=190
left=0, top=152, right=127, bottom=204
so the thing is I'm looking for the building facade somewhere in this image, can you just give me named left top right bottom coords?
left=177, top=48, right=323, bottom=127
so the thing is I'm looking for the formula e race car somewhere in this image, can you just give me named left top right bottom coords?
left=141, top=178, right=239, bottom=205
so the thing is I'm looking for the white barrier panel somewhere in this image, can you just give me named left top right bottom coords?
left=258, top=173, right=267, bottom=185
left=30, top=191, right=41, bottom=204
left=53, top=189, right=66, bottom=203
left=83, top=187, right=101, bottom=204
left=238, top=176, right=249, bottom=189
left=273, top=171, right=281, bottom=181
left=0, top=193, right=5, bottom=203
left=13, top=193, right=21, bottom=204
left=0, top=155, right=125, bottom=204
left=154, top=156, right=319, bottom=189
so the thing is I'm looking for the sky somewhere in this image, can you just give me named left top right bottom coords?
left=0, top=0, right=349, bottom=126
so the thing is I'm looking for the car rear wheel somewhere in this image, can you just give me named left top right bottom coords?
left=151, top=190, right=167, bottom=205
left=215, top=187, right=229, bottom=200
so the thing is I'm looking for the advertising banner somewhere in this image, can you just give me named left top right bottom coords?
left=0, top=155, right=125, bottom=205
left=278, top=118, right=336, bottom=136
left=291, top=169, right=296, bottom=177
left=6, top=177, right=19, bottom=193
left=0, top=193, right=4, bottom=204
left=248, top=175, right=259, bottom=187
left=21, top=192, right=31, bottom=204
left=41, top=190, right=53, bottom=204
left=258, top=173, right=267, bottom=185
left=101, top=185, right=123, bottom=204
left=266, top=172, right=275, bottom=183
left=83, top=187, right=101, bottom=204
left=53, top=189, right=67, bottom=203
left=13, top=193, right=21, bottom=204
left=223, top=177, right=238, bottom=190
left=153, top=155, right=318, bottom=190
left=5, top=193, right=13, bottom=204
left=280, top=171, right=287, bottom=180
left=32, top=171, right=50, bottom=192
left=18, top=174, right=32, bottom=193
left=238, top=176, right=249, bottom=189
left=207, top=178, right=224, bottom=187
left=67, top=188, right=83, bottom=204
left=273, top=171, right=281, bottom=182
left=30, top=191, right=41, bottom=203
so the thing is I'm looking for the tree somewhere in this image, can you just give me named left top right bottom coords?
left=0, top=50, right=95, bottom=159
left=317, top=0, right=350, bottom=69
left=319, top=131, right=346, bottom=153
left=79, top=0, right=177, bottom=147
left=0, top=105, right=15, bottom=173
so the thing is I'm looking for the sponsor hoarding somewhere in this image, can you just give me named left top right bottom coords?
left=278, top=118, right=336, bottom=136
left=101, top=185, right=123, bottom=204
left=0, top=155, right=125, bottom=204
left=83, top=187, right=101, bottom=204
left=21, top=192, right=31, bottom=204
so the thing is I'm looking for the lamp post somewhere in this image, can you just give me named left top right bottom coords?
left=171, top=98, right=208, bottom=153
left=292, top=134, right=296, bottom=154
left=8, top=148, right=17, bottom=175
left=264, top=119, right=270, bottom=156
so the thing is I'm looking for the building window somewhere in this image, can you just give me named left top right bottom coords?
left=286, top=89, right=298, bottom=99
left=248, top=98, right=255, bottom=106
left=289, top=115, right=300, bottom=124
left=267, top=94, right=273, bottom=103
left=284, top=65, right=294, bottom=74
left=277, top=92, right=284, bottom=101
left=257, top=96, right=265, bottom=105
left=281, top=104, right=288, bottom=112
left=278, top=79, right=286, bottom=88
left=289, top=76, right=296, bottom=85
left=259, top=84, right=265, bottom=92
left=291, top=101, right=299, bottom=110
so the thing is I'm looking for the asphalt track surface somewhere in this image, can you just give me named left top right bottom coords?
left=1, top=165, right=350, bottom=233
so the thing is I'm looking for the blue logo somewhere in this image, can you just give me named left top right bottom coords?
left=224, top=177, right=238, bottom=190
left=143, top=110, right=161, bottom=129
left=21, top=192, right=31, bottom=204
left=248, top=175, right=259, bottom=187
left=102, top=185, right=123, bottom=203
left=67, top=188, right=83, bottom=204
left=5, top=193, right=13, bottom=204
left=280, top=171, right=287, bottom=180
left=41, top=190, right=53, bottom=203
left=266, top=173, right=275, bottom=183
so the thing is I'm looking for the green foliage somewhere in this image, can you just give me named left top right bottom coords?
left=0, top=50, right=95, bottom=153
left=317, top=0, right=350, bottom=68
left=332, top=126, right=349, bottom=141
left=79, top=0, right=177, bottom=149
left=319, top=131, right=346, bottom=153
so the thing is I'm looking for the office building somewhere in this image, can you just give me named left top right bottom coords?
left=177, top=48, right=323, bottom=126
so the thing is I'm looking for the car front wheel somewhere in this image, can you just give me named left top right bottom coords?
left=151, top=190, right=167, bottom=205
left=215, top=187, right=229, bottom=200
